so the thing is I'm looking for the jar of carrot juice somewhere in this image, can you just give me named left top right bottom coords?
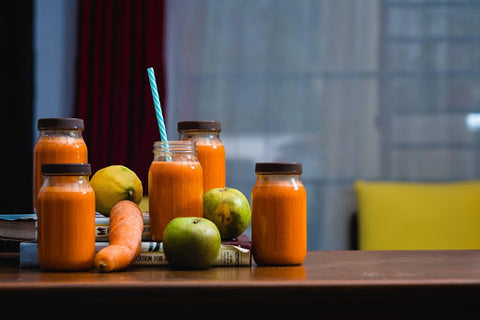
left=251, top=162, right=307, bottom=265
left=37, top=163, right=95, bottom=271
left=33, top=118, right=88, bottom=214
left=178, top=121, right=225, bottom=192
left=148, top=140, right=204, bottom=241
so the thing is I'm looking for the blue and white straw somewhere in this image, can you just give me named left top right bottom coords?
left=148, top=67, right=168, bottom=142
left=148, top=67, right=171, bottom=161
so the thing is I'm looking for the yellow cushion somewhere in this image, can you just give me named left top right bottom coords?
left=354, top=180, right=480, bottom=250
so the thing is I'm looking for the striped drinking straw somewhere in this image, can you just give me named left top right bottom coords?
left=147, top=67, right=171, bottom=161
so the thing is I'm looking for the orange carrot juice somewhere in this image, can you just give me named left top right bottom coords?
left=251, top=162, right=306, bottom=265
left=196, top=142, right=225, bottom=191
left=33, top=118, right=87, bottom=213
left=178, top=121, right=225, bottom=191
left=37, top=163, right=95, bottom=271
left=148, top=141, right=203, bottom=241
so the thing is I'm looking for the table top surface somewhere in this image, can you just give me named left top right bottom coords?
left=2, top=250, right=479, bottom=317
left=1, top=250, right=480, bottom=289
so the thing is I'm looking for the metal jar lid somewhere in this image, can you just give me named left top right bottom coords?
left=41, top=163, right=91, bottom=175
left=255, top=162, right=303, bottom=174
left=38, top=118, right=84, bottom=130
left=177, top=120, right=221, bottom=132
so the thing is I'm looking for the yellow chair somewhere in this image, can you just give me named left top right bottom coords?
left=354, top=180, right=480, bottom=250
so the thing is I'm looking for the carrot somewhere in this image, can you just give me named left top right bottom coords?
left=94, top=200, right=143, bottom=272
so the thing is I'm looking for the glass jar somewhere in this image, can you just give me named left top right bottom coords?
left=33, top=118, right=88, bottom=214
left=148, top=140, right=204, bottom=241
left=178, top=120, right=225, bottom=192
left=37, top=163, right=95, bottom=271
left=251, top=162, right=307, bottom=265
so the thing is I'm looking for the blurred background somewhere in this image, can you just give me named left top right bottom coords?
left=2, top=0, right=480, bottom=250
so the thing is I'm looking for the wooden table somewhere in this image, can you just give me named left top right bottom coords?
left=1, top=250, right=479, bottom=318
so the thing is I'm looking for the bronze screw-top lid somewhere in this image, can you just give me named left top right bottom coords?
left=38, top=118, right=84, bottom=130
left=41, top=163, right=91, bottom=175
left=255, top=162, right=302, bottom=174
left=177, top=120, right=221, bottom=132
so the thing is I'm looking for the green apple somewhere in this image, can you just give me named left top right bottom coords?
left=163, top=217, right=221, bottom=269
left=203, top=187, right=251, bottom=240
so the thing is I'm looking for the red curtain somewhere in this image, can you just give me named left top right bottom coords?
left=74, top=0, right=166, bottom=194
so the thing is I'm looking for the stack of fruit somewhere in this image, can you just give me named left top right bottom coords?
left=89, top=165, right=251, bottom=271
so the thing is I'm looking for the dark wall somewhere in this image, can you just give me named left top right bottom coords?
left=0, top=1, right=34, bottom=213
